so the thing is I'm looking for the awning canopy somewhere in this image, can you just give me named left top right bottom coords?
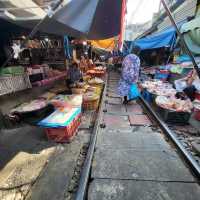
left=39, top=0, right=122, bottom=40
left=131, top=28, right=176, bottom=51
left=181, top=16, right=200, bottom=33
left=90, top=37, right=117, bottom=51
left=1, top=0, right=122, bottom=40
left=180, top=16, right=200, bottom=55
left=0, top=0, right=46, bottom=21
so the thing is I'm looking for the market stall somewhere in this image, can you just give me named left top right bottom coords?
left=141, top=79, right=194, bottom=123
left=0, top=34, right=67, bottom=97
left=140, top=54, right=200, bottom=123
left=8, top=60, right=106, bottom=142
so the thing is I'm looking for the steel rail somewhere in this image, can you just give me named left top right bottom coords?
left=75, top=75, right=200, bottom=200
left=139, top=96, right=200, bottom=179
left=75, top=75, right=108, bottom=200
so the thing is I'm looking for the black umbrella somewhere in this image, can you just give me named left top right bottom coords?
left=39, top=0, right=122, bottom=40
left=0, top=0, right=123, bottom=67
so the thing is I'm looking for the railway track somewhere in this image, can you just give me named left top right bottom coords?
left=75, top=70, right=200, bottom=200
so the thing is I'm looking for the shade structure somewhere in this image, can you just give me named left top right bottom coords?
left=181, top=16, right=200, bottom=55
left=38, top=0, right=123, bottom=40
left=90, top=37, right=117, bottom=51
left=130, top=28, right=177, bottom=51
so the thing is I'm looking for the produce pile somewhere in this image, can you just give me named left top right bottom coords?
left=70, top=77, right=104, bottom=94
left=156, top=96, right=193, bottom=112
left=141, top=80, right=194, bottom=113
left=88, top=77, right=104, bottom=85
left=67, top=75, right=104, bottom=110
left=11, top=99, right=47, bottom=113
left=70, top=82, right=90, bottom=94
left=51, top=95, right=83, bottom=108
left=141, top=80, right=176, bottom=97
left=87, top=66, right=106, bottom=77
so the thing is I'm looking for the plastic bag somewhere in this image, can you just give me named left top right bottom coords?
left=174, top=79, right=187, bottom=92
left=128, top=83, right=140, bottom=100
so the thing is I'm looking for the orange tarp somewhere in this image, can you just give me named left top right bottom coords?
left=90, top=37, right=117, bottom=51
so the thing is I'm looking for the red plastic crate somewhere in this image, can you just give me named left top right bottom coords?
left=195, top=92, right=200, bottom=101
left=194, top=109, right=200, bottom=121
left=159, top=69, right=169, bottom=74
left=45, top=114, right=81, bottom=143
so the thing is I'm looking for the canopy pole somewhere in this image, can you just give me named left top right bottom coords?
left=161, top=0, right=200, bottom=78
left=1, top=0, right=64, bottom=68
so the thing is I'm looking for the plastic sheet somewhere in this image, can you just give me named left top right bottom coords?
left=38, top=107, right=81, bottom=128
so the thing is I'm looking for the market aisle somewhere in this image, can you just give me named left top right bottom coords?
left=88, top=71, right=200, bottom=200
left=0, top=116, right=93, bottom=200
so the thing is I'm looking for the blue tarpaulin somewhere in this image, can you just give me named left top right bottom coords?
left=128, top=28, right=177, bottom=51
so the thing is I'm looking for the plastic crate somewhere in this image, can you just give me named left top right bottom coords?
left=194, top=110, right=200, bottom=121
left=45, top=114, right=81, bottom=143
left=142, top=89, right=156, bottom=104
left=195, top=92, right=200, bottom=101
left=157, top=106, right=191, bottom=124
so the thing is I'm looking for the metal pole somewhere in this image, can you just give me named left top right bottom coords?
left=161, top=0, right=200, bottom=78
left=1, top=0, right=64, bottom=68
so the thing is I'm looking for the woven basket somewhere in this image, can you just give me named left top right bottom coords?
left=89, top=83, right=103, bottom=90
left=94, top=87, right=102, bottom=95
left=83, top=98, right=99, bottom=110
left=71, top=88, right=85, bottom=94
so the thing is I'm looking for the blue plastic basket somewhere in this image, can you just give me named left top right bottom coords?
left=142, top=90, right=153, bottom=103
left=154, top=72, right=169, bottom=80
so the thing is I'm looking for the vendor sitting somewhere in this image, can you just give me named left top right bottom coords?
left=85, top=55, right=94, bottom=69
left=80, top=55, right=87, bottom=73
left=66, top=62, right=83, bottom=93
left=80, top=55, right=94, bottom=72
left=174, top=69, right=200, bottom=101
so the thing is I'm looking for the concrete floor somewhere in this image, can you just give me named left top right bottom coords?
left=0, top=111, right=93, bottom=200
left=0, top=126, right=57, bottom=199
left=88, top=71, right=200, bottom=200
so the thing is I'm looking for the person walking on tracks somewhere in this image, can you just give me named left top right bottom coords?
left=118, top=46, right=141, bottom=104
